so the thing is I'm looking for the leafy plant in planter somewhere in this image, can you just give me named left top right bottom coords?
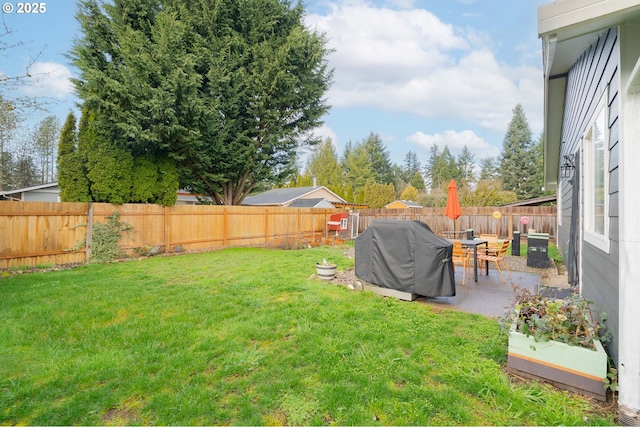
left=504, top=287, right=611, bottom=349
left=500, top=287, right=611, bottom=401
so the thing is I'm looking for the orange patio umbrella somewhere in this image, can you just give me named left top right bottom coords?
left=445, top=179, right=462, bottom=234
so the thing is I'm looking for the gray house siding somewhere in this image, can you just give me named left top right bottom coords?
left=558, top=27, right=620, bottom=362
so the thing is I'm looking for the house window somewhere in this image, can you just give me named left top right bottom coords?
left=340, top=218, right=348, bottom=230
left=583, top=93, right=610, bottom=253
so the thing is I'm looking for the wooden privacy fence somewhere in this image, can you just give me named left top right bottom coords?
left=0, top=202, right=557, bottom=269
left=0, top=202, right=341, bottom=269
left=357, top=206, right=557, bottom=239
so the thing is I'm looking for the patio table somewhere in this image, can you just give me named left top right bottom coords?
left=455, top=239, right=488, bottom=282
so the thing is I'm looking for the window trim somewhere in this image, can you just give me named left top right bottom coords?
left=582, top=91, right=610, bottom=253
left=558, top=180, right=563, bottom=227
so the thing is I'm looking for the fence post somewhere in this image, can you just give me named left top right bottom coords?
left=265, top=208, right=270, bottom=246
left=223, top=207, right=228, bottom=246
left=164, top=206, right=171, bottom=252
left=509, top=213, right=513, bottom=240
left=86, top=202, right=93, bottom=260
left=297, top=209, right=301, bottom=244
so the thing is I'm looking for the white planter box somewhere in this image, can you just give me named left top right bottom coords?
left=507, top=322, right=608, bottom=401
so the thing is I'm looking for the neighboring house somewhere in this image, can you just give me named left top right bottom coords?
left=539, top=1, right=640, bottom=422
left=501, top=195, right=557, bottom=207
left=0, top=183, right=205, bottom=204
left=242, top=186, right=347, bottom=208
left=385, top=200, right=423, bottom=209
left=0, top=183, right=61, bottom=202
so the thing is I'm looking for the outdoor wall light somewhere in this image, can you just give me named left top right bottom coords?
left=560, top=154, right=575, bottom=179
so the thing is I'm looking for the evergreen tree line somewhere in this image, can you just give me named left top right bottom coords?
left=2, top=0, right=547, bottom=209
left=290, top=104, right=549, bottom=208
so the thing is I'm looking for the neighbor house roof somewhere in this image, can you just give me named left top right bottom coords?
left=385, top=200, right=422, bottom=208
left=1, top=182, right=205, bottom=204
left=501, top=195, right=557, bottom=207
left=288, top=198, right=335, bottom=208
left=0, top=182, right=60, bottom=201
left=1, top=182, right=58, bottom=196
left=242, top=186, right=346, bottom=206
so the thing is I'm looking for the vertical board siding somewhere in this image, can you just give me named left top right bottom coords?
left=559, top=27, right=620, bottom=362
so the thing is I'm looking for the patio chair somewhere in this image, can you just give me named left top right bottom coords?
left=479, top=234, right=499, bottom=245
left=452, top=240, right=471, bottom=285
left=477, top=239, right=512, bottom=283
left=479, top=234, right=501, bottom=256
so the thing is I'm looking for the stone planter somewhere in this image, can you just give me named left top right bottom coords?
left=507, top=321, right=608, bottom=401
left=315, top=263, right=337, bottom=280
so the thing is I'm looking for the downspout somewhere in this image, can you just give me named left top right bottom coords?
left=618, top=44, right=640, bottom=425
left=566, top=151, right=580, bottom=288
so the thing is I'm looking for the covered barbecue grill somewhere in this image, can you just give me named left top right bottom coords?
left=355, top=220, right=455, bottom=297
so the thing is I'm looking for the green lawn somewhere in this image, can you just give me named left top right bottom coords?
left=0, top=246, right=614, bottom=425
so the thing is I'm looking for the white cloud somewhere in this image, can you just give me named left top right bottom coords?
left=306, top=2, right=543, bottom=135
left=312, top=124, right=339, bottom=146
left=385, top=0, right=416, bottom=9
left=21, top=62, right=75, bottom=99
left=407, top=129, right=501, bottom=159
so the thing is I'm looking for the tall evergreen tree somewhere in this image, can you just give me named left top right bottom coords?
left=390, top=163, right=406, bottom=196
left=423, top=144, right=440, bottom=190
left=341, top=140, right=353, bottom=165
left=410, top=171, right=426, bottom=191
left=499, top=104, right=541, bottom=200
left=342, top=142, right=373, bottom=199
left=80, top=108, right=135, bottom=204
left=71, top=0, right=332, bottom=205
left=57, top=112, right=91, bottom=202
left=305, top=138, right=342, bottom=187
left=402, top=150, right=422, bottom=183
left=479, top=156, right=500, bottom=180
left=430, top=145, right=459, bottom=189
left=362, top=132, right=393, bottom=184
left=363, top=182, right=395, bottom=208
left=456, top=145, right=476, bottom=189
left=531, top=132, right=545, bottom=196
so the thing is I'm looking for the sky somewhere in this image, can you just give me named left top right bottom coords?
left=1, top=0, right=548, bottom=168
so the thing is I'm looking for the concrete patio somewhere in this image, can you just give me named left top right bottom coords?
left=415, top=256, right=573, bottom=318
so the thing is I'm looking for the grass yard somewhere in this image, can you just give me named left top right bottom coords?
left=0, top=246, right=615, bottom=425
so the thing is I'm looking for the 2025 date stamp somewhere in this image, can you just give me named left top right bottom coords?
left=2, top=2, right=47, bottom=14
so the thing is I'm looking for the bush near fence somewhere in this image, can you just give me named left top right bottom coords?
left=0, top=202, right=556, bottom=269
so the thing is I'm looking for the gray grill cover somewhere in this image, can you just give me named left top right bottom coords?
left=355, top=220, right=455, bottom=297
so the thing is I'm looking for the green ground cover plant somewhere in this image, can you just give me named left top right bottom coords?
left=0, top=246, right=614, bottom=425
